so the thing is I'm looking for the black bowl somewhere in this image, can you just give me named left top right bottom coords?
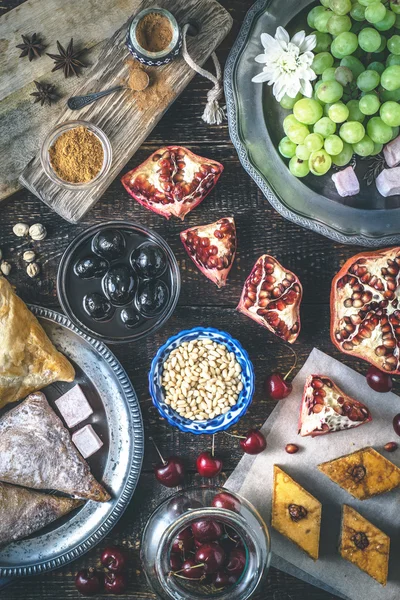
left=57, top=221, right=180, bottom=344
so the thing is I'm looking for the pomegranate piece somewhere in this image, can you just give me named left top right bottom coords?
left=237, top=255, right=302, bottom=344
left=299, top=375, right=372, bottom=437
left=121, top=146, right=223, bottom=220
left=180, top=217, right=236, bottom=288
left=331, top=247, right=400, bottom=374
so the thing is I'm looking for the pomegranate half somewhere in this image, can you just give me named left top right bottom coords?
left=121, top=146, right=223, bottom=220
left=331, top=247, right=400, bottom=374
left=237, top=255, right=302, bottom=344
left=299, top=375, right=372, bottom=437
left=180, top=217, right=236, bottom=288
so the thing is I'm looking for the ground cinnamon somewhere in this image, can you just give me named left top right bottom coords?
left=125, top=58, right=174, bottom=111
left=49, top=126, right=104, bottom=183
left=136, top=12, right=173, bottom=53
left=127, top=66, right=149, bottom=92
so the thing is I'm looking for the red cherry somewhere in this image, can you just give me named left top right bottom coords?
left=75, top=568, right=103, bottom=596
left=196, top=451, right=223, bottom=478
left=171, top=527, right=194, bottom=554
left=211, top=492, right=241, bottom=512
left=150, top=437, right=185, bottom=488
left=170, top=552, right=183, bottom=571
left=265, top=373, right=292, bottom=400
left=213, top=571, right=239, bottom=589
left=239, top=429, right=267, bottom=455
left=154, top=455, right=185, bottom=488
left=195, top=543, right=226, bottom=574
left=100, top=546, right=127, bottom=573
left=180, top=558, right=205, bottom=580
left=393, top=413, right=400, bottom=437
left=226, top=547, right=246, bottom=576
left=192, top=519, right=223, bottom=542
left=366, top=366, right=393, bottom=393
left=104, top=572, right=128, bottom=595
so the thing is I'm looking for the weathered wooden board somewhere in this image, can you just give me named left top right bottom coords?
left=18, top=0, right=232, bottom=223
left=0, top=0, right=147, bottom=200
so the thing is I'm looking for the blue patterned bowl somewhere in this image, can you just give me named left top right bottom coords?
left=149, top=328, right=255, bottom=434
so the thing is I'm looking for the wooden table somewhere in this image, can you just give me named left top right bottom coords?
left=0, top=1, right=387, bottom=598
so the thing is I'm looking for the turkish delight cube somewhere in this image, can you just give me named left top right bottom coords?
left=384, top=136, right=400, bottom=168
left=55, top=385, right=93, bottom=428
left=331, top=166, right=360, bottom=197
left=72, top=425, right=103, bottom=459
left=376, top=167, right=400, bottom=197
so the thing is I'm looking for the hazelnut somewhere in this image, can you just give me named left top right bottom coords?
left=29, top=223, right=47, bottom=241
left=23, top=250, right=36, bottom=263
left=0, top=261, right=11, bottom=276
left=27, top=262, right=40, bottom=278
left=285, top=443, right=299, bottom=454
left=384, top=442, right=398, bottom=453
left=13, top=223, right=29, bottom=237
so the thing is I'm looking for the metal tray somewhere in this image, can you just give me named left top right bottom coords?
left=0, top=306, right=144, bottom=577
left=224, top=0, right=400, bottom=246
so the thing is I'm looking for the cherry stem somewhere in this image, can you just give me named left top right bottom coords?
left=224, top=525, right=238, bottom=544
left=170, top=563, right=205, bottom=579
left=149, top=436, right=166, bottom=466
left=224, top=432, right=246, bottom=440
left=212, top=434, right=215, bottom=458
left=283, top=346, right=298, bottom=382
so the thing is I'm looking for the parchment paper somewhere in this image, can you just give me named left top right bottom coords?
left=226, top=348, right=400, bottom=600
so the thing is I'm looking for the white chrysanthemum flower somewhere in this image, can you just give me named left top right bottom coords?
left=252, top=27, right=317, bottom=102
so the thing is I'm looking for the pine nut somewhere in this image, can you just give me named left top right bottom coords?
left=161, top=338, right=244, bottom=422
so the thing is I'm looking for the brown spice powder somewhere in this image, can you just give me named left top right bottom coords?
left=49, top=126, right=104, bottom=184
left=125, top=58, right=174, bottom=111
left=136, top=13, right=173, bottom=53
left=128, top=67, right=149, bottom=92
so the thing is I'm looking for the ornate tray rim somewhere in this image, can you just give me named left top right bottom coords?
left=224, top=0, right=400, bottom=247
left=0, top=305, right=144, bottom=578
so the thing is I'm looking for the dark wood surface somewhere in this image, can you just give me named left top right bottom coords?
left=0, top=1, right=392, bottom=599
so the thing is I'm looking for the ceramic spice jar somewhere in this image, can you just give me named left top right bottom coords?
left=126, top=8, right=182, bottom=66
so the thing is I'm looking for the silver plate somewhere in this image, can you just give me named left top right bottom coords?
left=0, top=306, right=144, bottom=577
left=224, top=0, right=400, bottom=247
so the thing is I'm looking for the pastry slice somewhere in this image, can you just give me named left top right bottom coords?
left=0, top=481, right=83, bottom=547
left=272, top=465, right=321, bottom=560
left=0, top=392, right=110, bottom=502
left=0, top=277, right=75, bottom=409
left=340, top=505, right=390, bottom=586
left=318, top=447, right=400, bottom=500
left=299, top=375, right=371, bottom=437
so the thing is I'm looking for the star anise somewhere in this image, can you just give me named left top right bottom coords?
left=16, top=33, right=45, bottom=61
left=30, top=81, right=58, bottom=107
left=47, top=39, right=86, bottom=78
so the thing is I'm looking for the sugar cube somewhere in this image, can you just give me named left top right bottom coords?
left=72, top=425, right=103, bottom=459
left=384, top=136, right=400, bottom=168
left=55, top=385, right=93, bottom=428
left=376, top=167, right=400, bottom=197
left=331, top=166, right=360, bottom=197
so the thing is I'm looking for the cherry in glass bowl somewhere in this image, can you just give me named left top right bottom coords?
left=141, top=485, right=271, bottom=600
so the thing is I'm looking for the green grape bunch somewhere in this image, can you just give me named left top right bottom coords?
left=278, top=0, right=400, bottom=180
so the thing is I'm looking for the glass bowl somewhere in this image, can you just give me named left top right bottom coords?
left=148, top=327, right=255, bottom=434
left=141, top=485, right=271, bottom=600
left=40, top=120, right=112, bottom=190
left=57, top=221, right=181, bottom=344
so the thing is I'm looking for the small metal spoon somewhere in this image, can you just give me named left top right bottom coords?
left=67, top=73, right=150, bottom=111
left=67, top=86, right=125, bottom=110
